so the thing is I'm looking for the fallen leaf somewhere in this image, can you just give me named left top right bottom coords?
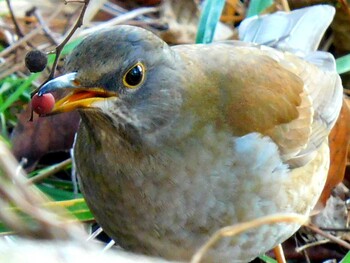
left=11, top=105, right=80, bottom=171
left=318, top=99, right=350, bottom=207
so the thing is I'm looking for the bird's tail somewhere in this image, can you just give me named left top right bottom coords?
left=238, top=5, right=335, bottom=56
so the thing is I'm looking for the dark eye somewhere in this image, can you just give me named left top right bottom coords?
left=123, top=63, right=145, bottom=89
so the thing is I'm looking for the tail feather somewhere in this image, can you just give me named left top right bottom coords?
left=238, top=5, right=335, bottom=55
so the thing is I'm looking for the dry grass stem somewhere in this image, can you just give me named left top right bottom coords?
left=279, top=0, right=290, bottom=12
left=190, top=213, right=308, bottom=263
left=5, top=0, right=26, bottom=39
left=0, top=27, right=42, bottom=61
left=79, top=7, right=159, bottom=38
left=32, top=8, right=60, bottom=46
left=273, top=244, right=287, bottom=263
left=295, top=238, right=330, bottom=253
left=305, top=223, right=350, bottom=250
left=27, top=158, right=72, bottom=185
left=0, top=139, right=83, bottom=239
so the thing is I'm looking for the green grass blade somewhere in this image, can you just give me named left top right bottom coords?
left=336, top=54, right=350, bottom=74
left=259, top=254, right=278, bottom=263
left=37, top=184, right=81, bottom=201
left=0, top=73, right=39, bottom=114
left=196, top=0, right=226, bottom=44
left=49, top=198, right=94, bottom=222
left=246, top=0, right=273, bottom=17
left=0, top=198, right=93, bottom=234
left=341, top=250, right=350, bottom=263
left=65, top=198, right=94, bottom=221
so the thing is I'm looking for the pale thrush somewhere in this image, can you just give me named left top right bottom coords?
left=37, top=5, right=343, bottom=262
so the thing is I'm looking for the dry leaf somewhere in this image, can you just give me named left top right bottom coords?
left=11, top=105, right=79, bottom=170
left=318, top=99, right=350, bottom=207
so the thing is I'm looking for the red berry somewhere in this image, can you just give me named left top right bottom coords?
left=31, top=93, right=55, bottom=115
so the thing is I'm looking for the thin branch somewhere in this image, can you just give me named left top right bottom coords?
left=32, top=8, right=60, bottom=46
left=295, top=239, right=330, bottom=253
left=5, top=0, right=34, bottom=48
left=79, top=6, right=159, bottom=37
left=319, top=227, right=350, bottom=232
left=338, top=0, right=350, bottom=18
left=305, top=223, right=350, bottom=250
left=0, top=27, right=42, bottom=60
left=5, top=0, right=24, bottom=38
left=47, top=0, right=90, bottom=81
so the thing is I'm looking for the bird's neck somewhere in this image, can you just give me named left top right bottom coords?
left=79, top=111, right=144, bottom=150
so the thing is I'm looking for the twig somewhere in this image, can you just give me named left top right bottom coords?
left=27, top=158, right=72, bottom=185
left=321, top=35, right=334, bottom=51
left=46, top=0, right=90, bottom=82
left=29, top=0, right=90, bottom=120
left=319, top=227, right=350, bottom=232
left=5, top=0, right=34, bottom=48
left=338, top=0, right=350, bottom=18
left=79, top=6, right=159, bottom=37
left=305, top=223, right=350, bottom=250
left=5, top=0, right=24, bottom=38
left=0, top=3, right=63, bottom=69
left=102, top=1, right=160, bottom=25
left=0, top=63, right=24, bottom=80
left=0, top=27, right=42, bottom=60
left=32, top=8, right=60, bottom=46
left=295, top=238, right=330, bottom=253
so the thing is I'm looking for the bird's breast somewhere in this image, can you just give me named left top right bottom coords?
left=74, top=119, right=329, bottom=261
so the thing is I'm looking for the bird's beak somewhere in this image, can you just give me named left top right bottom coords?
left=37, top=72, right=117, bottom=114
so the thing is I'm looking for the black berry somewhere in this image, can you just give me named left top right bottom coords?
left=25, top=50, right=48, bottom=73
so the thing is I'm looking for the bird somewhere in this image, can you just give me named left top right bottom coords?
left=37, top=5, right=343, bottom=263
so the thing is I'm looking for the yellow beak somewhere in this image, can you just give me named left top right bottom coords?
left=38, top=73, right=118, bottom=114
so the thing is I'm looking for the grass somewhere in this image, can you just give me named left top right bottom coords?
left=196, top=0, right=226, bottom=44
left=0, top=33, right=92, bottom=233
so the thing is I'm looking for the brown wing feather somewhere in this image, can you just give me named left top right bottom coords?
left=176, top=44, right=305, bottom=137
left=175, top=43, right=341, bottom=167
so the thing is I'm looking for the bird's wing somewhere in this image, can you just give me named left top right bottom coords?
left=175, top=44, right=304, bottom=139
left=274, top=49, right=343, bottom=166
left=225, top=3, right=342, bottom=166
left=236, top=44, right=342, bottom=166
left=175, top=43, right=342, bottom=167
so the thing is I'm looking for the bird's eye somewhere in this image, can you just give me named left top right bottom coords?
left=123, top=62, right=145, bottom=89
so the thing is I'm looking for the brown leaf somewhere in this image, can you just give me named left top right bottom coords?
left=11, top=105, right=80, bottom=171
left=318, top=99, right=350, bottom=206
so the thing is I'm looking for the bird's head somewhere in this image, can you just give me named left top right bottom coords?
left=38, top=26, right=183, bottom=144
